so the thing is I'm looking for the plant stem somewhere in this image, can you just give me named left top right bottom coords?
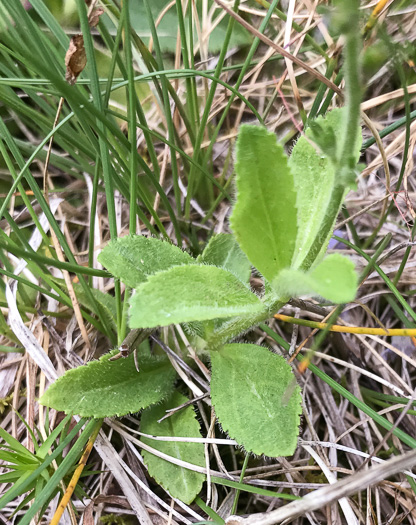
left=231, top=453, right=250, bottom=515
left=338, top=0, right=361, bottom=184
left=274, top=313, right=416, bottom=337
left=206, top=299, right=287, bottom=350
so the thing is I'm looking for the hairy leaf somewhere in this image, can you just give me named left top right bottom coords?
left=197, top=233, right=251, bottom=283
left=290, top=108, right=362, bottom=268
left=230, top=125, right=298, bottom=282
left=129, top=265, right=263, bottom=328
left=141, top=392, right=205, bottom=503
left=210, top=344, right=302, bottom=457
left=40, top=351, right=176, bottom=418
left=98, top=235, right=195, bottom=288
left=273, top=253, right=357, bottom=303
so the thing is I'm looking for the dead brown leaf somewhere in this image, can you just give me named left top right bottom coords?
left=65, top=34, right=87, bottom=85
left=88, top=7, right=104, bottom=28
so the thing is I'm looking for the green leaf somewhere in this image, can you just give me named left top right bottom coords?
left=98, top=235, right=195, bottom=288
left=129, top=265, right=263, bottom=329
left=141, top=392, right=206, bottom=504
left=0, top=427, right=37, bottom=460
left=210, top=344, right=302, bottom=457
left=290, top=108, right=362, bottom=268
left=197, top=233, right=251, bottom=283
left=289, top=131, right=336, bottom=268
left=40, top=351, right=176, bottom=418
left=272, top=253, right=358, bottom=303
left=230, top=125, right=298, bottom=282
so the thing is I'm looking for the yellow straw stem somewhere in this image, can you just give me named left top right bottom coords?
left=50, top=421, right=102, bottom=525
left=274, top=313, right=416, bottom=337
left=364, top=0, right=391, bottom=32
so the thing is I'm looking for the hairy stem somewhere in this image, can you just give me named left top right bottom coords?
left=206, top=299, right=287, bottom=350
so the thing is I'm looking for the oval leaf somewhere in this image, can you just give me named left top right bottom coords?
left=40, top=351, right=176, bottom=418
left=197, top=233, right=251, bottom=283
left=129, top=265, right=263, bottom=328
left=230, top=125, right=298, bottom=282
left=98, top=235, right=195, bottom=288
left=210, top=344, right=302, bottom=457
left=289, top=134, right=336, bottom=269
left=272, top=253, right=357, bottom=303
left=290, top=108, right=362, bottom=268
left=141, top=392, right=206, bottom=504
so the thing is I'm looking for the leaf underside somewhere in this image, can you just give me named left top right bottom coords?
left=129, top=265, right=263, bottom=328
left=289, top=134, right=336, bottom=268
left=141, top=392, right=206, bottom=504
left=230, top=125, right=298, bottom=283
left=210, top=343, right=302, bottom=457
left=290, top=108, right=362, bottom=268
left=273, top=253, right=358, bottom=304
left=40, top=351, right=176, bottom=418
